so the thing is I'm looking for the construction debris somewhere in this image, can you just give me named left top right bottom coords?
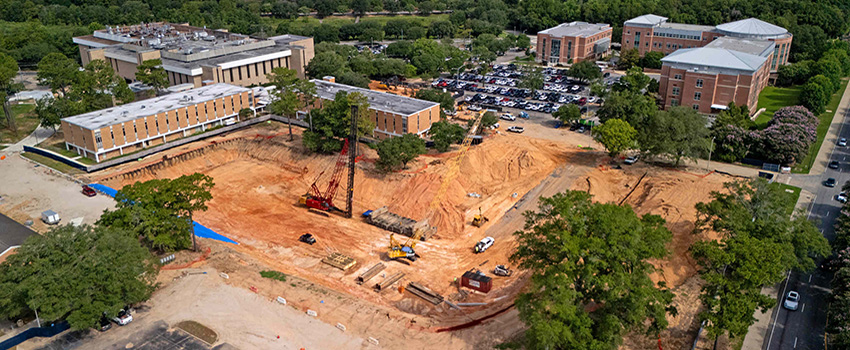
left=356, top=263, right=386, bottom=285
left=406, top=282, right=445, bottom=305
left=322, top=252, right=357, bottom=271
left=365, top=207, right=435, bottom=240
left=375, top=272, right=405, bottom=292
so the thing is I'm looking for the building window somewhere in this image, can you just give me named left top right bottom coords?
left=694, top=92, right=701, bottom=101
left=229, top=69, right=234, bottom=82
left=672, top=87, right=680, bottom=96
left=238, top=68, right=242, bottom=81
left=95, top=131, right=103, bottom=149
left=674, top=74, right=682, bottom=80
left=671, top=99, right=678, bottom=106
left=246, top=65, right=251, bottom=78
left=551, top=39, right=561, bottom=59
left=696, top=79, right=703, bottom=88
left=254, top=64, right=259, bottom=77
left=692, top=104, right=700, bottom=110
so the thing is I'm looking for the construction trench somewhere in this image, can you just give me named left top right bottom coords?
left=92, top=123, right=740, bottom=348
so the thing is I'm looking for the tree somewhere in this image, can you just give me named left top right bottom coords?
left=375, top=133, right=426, bottom=171
left=597, top=90, right=658, bottom=130
left=427, top=20, right=455, bottom=39
left=312, top=24, right=340, bottom=43
left=640, top=107, right=711, bottom=166
left=306, top=51, right=345, bottom=79
left=618, top=48, right=640, bottom=70
left=36, top=53, right=78, bottom=95
left=594, top=118, right=637, bottom=156
left=568, top=60, right=601, bottom=84
left=34, top=96, right=76, bottom=131
left=336, top=70, right=370, bottom=88
left=713, top=102, right=752, bottom=129
left=303, top=91, right=373, bottom=153
left=640, top=51, right=665, bottom=69
left=0, top=225, right=157, bottom=330
left=800, top=78, right=830, bottom=115
left=267, top=67, right=317, bottom=140
left=414, top=88, right=454, bottom=112
left=383, top=19, right=410, bottom=39
left=0, top=52, right=21, bottom=133
left=552, top=104, right=581, bottom=125
left=517, top=66, right=544, bottom=92
left=314, top=0, right=338, bottom=18
left=613, top=66, right=651, bottom=93
left=693, top=179, right=829, bottom=344
left=98, top=173, right=215, bottom=251
left=469, top=111, right=498, bottom=133
left=512, top=191, right=675, bottom=349
left=351, top=0, right=370, bottom=15
left=777, top=60, right=815, bottom=86
left=134, top=59, right=168, bottom=94
left=72, top=59, right=134, bottom=109
left=429, top=120, right=465, bottom=152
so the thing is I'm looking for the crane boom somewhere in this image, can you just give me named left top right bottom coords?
left=428, top=110, right=485, bottom=210
left=301, top=139, right=350, bottom=211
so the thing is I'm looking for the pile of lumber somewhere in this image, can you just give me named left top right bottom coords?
left=356, top=263, right=386, bottom=285
left=322, top=252, right=356, bottom=271
left=406, top=282, right=444, bottom=305
left=374, top=272, right=405, bottom=292
left=367, top=207, right=435, bottom=240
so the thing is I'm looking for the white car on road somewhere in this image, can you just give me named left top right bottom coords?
left=783, top=291, right=800, bottom=311
left=500, top=114, right=516, bottom=121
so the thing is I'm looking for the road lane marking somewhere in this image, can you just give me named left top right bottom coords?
left=810, top=275, right=813, bottom=283
left=802, top=303, right=805, bottom=313
left=795, top=337, right=798, bottom=348
left=767, top=270, right=793, bottom=350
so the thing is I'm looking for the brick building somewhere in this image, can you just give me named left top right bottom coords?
left=536, top=22, right=613, bottom=65
left=60, top=84, right=255, bottom=162
left=659, top=43, right=772, bottom=114
left=74, top=23, right=314, bottom=88
left=310, top=78, right=441, bottom=139
left=622, top=15, right=791, bottom=72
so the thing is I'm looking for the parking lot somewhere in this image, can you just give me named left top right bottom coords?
left=433, top=64, right=620, bottom=117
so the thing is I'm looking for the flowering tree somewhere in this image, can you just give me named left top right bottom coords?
left=751, top=106, right=818, bottom=165
left=712, top=125, right=752, bottom=163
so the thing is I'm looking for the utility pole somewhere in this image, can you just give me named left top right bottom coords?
left=345, top=105, right=359, bottom=218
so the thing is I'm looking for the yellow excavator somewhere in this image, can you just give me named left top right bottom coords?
left=472, top=207, right=489, bottom=227
left=387, top=230, right=422, bottom=262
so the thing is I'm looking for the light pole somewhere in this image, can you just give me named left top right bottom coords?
left=707, top=136, right=716, bottom=171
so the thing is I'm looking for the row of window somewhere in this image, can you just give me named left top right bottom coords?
left=671, top=88, right=702, bottom=100
left=669, top=99, right=702, bottom=110
left=654, top=32, right=701, bottom=40
left=93, top=95, right=244, bottom=150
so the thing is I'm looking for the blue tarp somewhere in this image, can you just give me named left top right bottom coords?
left=87, top=184, right=238, bottom=245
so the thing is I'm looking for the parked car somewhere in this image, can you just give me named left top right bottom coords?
left=577, top=126, right=586, bottom=133
left=840, top=138, right=847, bottom=147
left=783, top=291, right=800, bottom=311
left=624, top=156, right=639, bottom=165
left=98, top=316, right=112, bottom=332
left=468, top=105, right=482, bottom=111
left=506, top=126, right=524, bottom=133
left=82, top=185, right=97, bottom=197
left=299, top=233, right=317, bottom=245
left=830, top=161, right=841, bottom=169
left=826, top=178, right=837, bottom=187
left=41, top=210, right=60, bottom=225
left=500, top=113, right=516, bottom=121
left=111, top=309, right=133, bottom=326
left=837, top=192, right=847, bottom=203
left=474, top=237, right=495, bottom=253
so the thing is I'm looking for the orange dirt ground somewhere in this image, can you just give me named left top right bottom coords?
left=97, top=124, right=573, bottom=318
left=90, top=121, right=738, bottom=348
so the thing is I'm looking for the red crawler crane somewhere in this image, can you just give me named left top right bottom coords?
left=299, top=139, right=350, bottom=212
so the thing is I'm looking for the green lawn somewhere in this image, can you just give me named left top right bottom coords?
left=21, top=152, right=84, bottom=175
left=0, top=103, right=38, bottom=144
left=769, top=182, right=802, bottom=217
left=793, top=78, right=850, bottom=173
left=754, top=85, right=802, bottom=128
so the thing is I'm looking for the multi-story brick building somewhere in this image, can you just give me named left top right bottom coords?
left=622, top=15, right=791, bottom=72
left=60, top=83, right=255, bottom=162
left=659, top=40, right=772, bottom=114
left=310, top=78, right=441, bottom=139
left=536, top=22, right=613, bottom=65
left=74, top=23, right=314, bottom=88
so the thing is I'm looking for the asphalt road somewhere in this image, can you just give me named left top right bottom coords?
left=763, top=106, right=850, bottom=350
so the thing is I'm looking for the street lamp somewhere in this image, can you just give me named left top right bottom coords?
left=707, top=136, right=716, bottom=171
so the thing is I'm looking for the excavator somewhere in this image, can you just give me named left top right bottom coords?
left=472, top=207, right=489, bottom=227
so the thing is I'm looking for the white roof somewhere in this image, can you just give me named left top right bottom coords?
left=662, top=47, right=768, bottom=72
left=624, top=14, right=668, bottom=26
left=715, top=18, right=789, bottom=38
left=539, top=22, right=611, bottom=38
left=62, top=83, right=250, bottom=130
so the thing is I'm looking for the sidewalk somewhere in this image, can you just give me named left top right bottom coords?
left=1, top=124, right=54, bottom=153
left=810, top=79, right=850, bottom=175
left=686, top=158, right=761, bottom=178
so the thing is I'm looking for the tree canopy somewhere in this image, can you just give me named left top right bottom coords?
left=429, top=120, right=465, bottom=152
left=98, top=173, right=215, bottom=251
left=135, top=59, right=168, bottom=93
left=639, top=106, right=711, bottom=166
left=375, top=133, right=426, bottom=171
left=512, top=191, right=675, bottom=349
left=568, top=60, right=601, bottom=83
left=552, top=104, right=581, bottom=125
left=594, top=118, right=637, bottom=157
left=0, top=225, right=157, bottom=330
left=302, top=91, right=374, bottom=153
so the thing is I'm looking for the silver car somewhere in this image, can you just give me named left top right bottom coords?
left=783, top=291, right=800, bottom=311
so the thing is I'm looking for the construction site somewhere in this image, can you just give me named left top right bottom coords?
left=84, top=108, right=739, bottom=348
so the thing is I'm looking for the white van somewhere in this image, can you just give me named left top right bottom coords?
left=41, top=210, right=60, bottom=225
